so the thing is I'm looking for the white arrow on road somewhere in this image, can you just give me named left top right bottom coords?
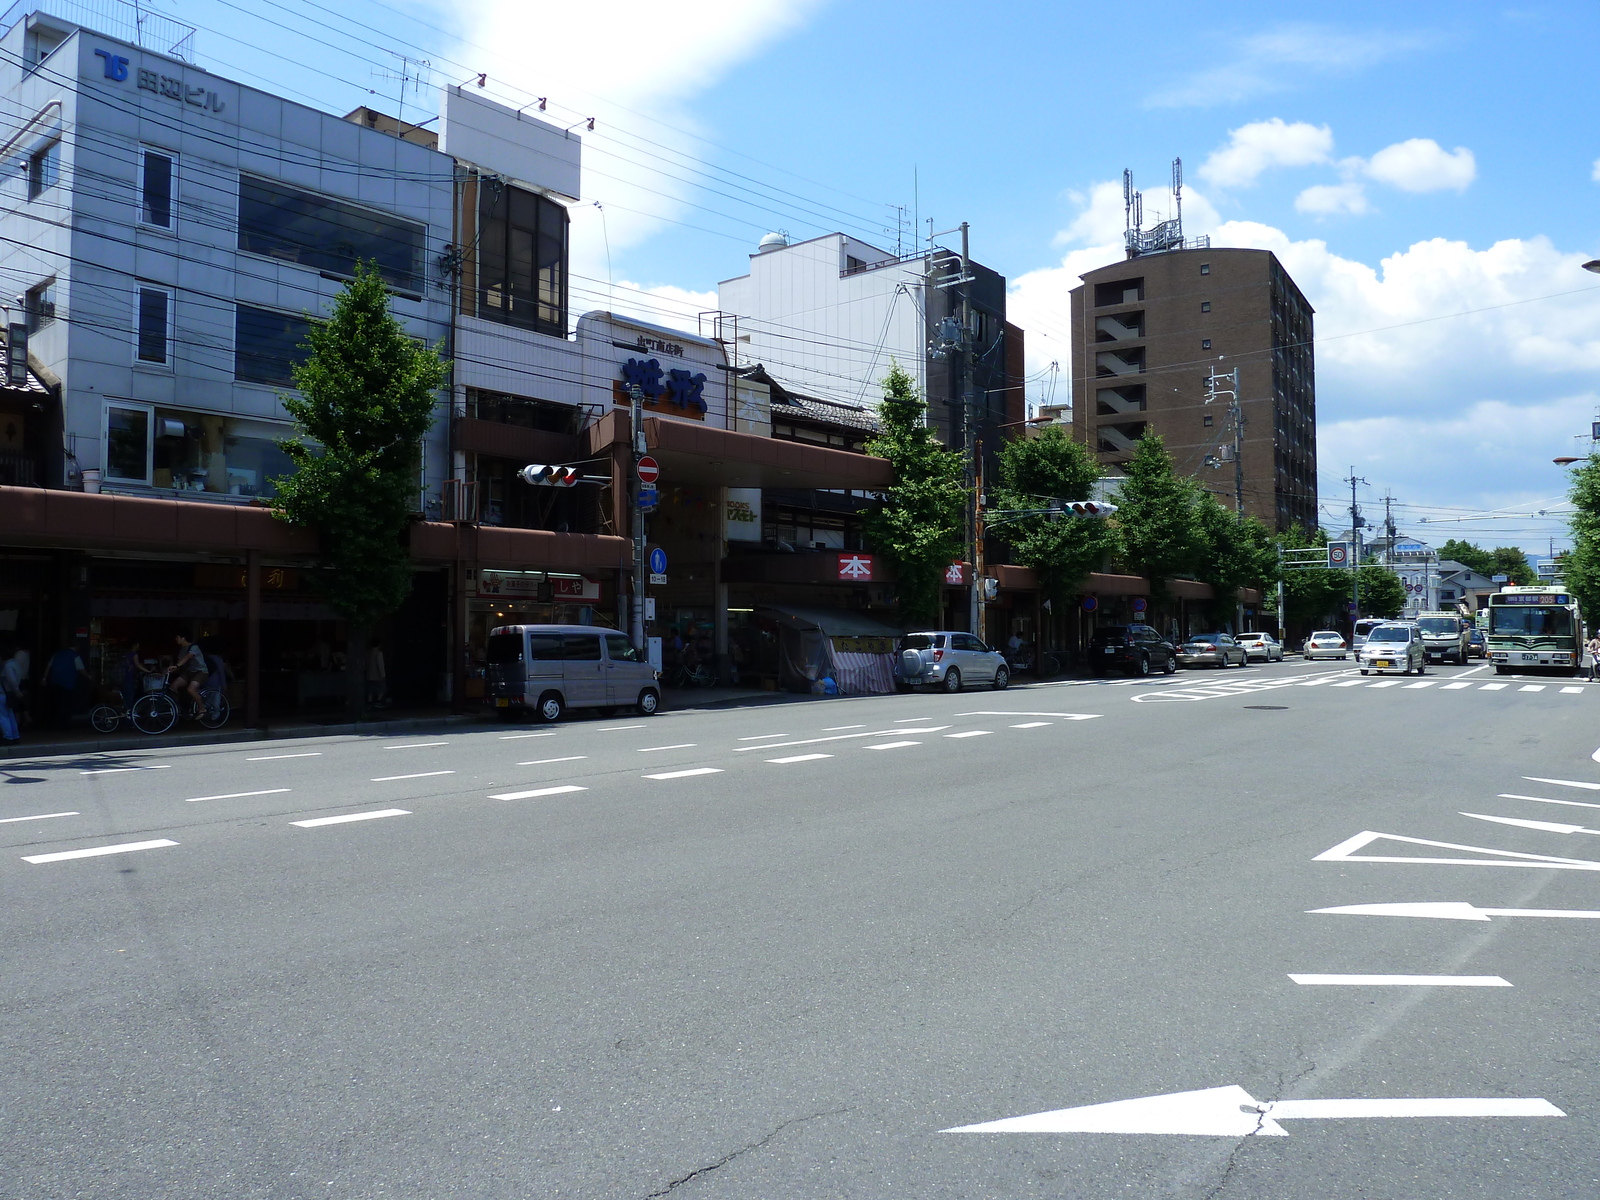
left=942, top=1085, right=1564, bottom=1137
left=1312, top=901, right=1600, bottom=921
left=1460, top=811, right=1600, bottom=837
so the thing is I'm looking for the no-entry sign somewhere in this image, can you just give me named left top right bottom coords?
left=636, top=455, right=660, bottom=485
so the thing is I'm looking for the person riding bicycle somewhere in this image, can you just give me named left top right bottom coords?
left=167, top=634, right=210, bottom=710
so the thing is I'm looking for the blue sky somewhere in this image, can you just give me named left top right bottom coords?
left=163, top=0, right=1600, bottom=550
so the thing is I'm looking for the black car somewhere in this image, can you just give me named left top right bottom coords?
left=1089, top=624, right=1178, bottom=677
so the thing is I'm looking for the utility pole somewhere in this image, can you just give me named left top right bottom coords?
left=958, top=221, right=980, bottom=640
left=1346, top=468, right=1368, bottom=628
left=1203, top=368, right=1243, bottom=517
left=630, top=383, right=648, bottom=651
left=1381, top=492, right=1396, bottom=566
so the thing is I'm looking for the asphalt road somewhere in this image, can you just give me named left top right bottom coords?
left=4, top=656, right=1599, bottom=1199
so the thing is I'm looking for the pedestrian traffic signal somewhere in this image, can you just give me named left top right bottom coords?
left=518, top=463, right=581, bottom=487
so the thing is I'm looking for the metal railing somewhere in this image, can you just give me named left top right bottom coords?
left=1, top=0, right=196, bottom=62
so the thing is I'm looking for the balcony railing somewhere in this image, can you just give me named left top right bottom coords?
left=0, top=451, right=41, bottom=486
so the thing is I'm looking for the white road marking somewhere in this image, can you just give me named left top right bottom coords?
left=734, top=726, right=949, bottom=753
left=956, top=711, right=1101, bottom=720
left=1480, top=682, right=1509, bottom=691
left=941, top=1084, right=1560, bottom=1137
left=645, top=768, right=724, bottom=780
left=1451, top=664, right=1491, bottom=678
left=1290, top=974, right=1511, bottom=987
left=292, top=809, right=409, bottom=828
left=865, top=741, right=921, bottom=750
left=79, top=765, right=170, bottom=775
left=767, top=754, right=833, bottom=764
left=1367, top=680, right=1402, bottom=689
left=1519, top=685, right=1546, bottom=693
left=1312, top=901, right=1600, bottom=921
left=1562, top=686, right=1585, bottom=694
left=1501, top=792, right=1600, bottom=811
left=1297, top=678, right=1334, bottom=686
left=596, top=724, right=646, bottom=731
left=0, top=811, right=78, bottom=824
left=246, top=752, right=322, bottom=760
left=385, top=741, right=449, bottom=750
left=737, top=734, right=788, bottom=741
left=1460, top=811, right=1600, bottom=836
left=499, top=732, right=556, bottom=739
left=1440, top=682, right=1472, bottom=690
left=491, top=785, right=587, bottom=800
left=515, top=756, right=587, bottom=766
left=24, top=838, right=178, bottom=864
left=185, top=788, right=291, bottom=803
left=1009, top=721, right=1053, bottom=728
left=1313, top=829, right=1600, bottom=871
left=1332, top=680, right=1364, bottom=687
left=894, top=717, right=931, bottom=723
left=1525, top=776, right=1600, bottom=791
left=946, top=730, right=993, bottom=739
left=1402, top=681, right=1435, bottom=689
left=370, top=771, right=454, bottom=782
left=637, top=743, right=696, bottom=752
left=822, top=724, right=865, bottom=730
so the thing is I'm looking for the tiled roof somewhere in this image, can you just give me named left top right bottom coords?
left=0, top=336, right=50, bottom=400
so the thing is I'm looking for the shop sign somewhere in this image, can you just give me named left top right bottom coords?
left=725, top=487, right=762, bottom=542
left=193, top=564, right=298, bottom=590
left=551, top=576, right=600, bottom=602
left=838, top=553, right=874, bottom=582
left=477, top=571, right=545, bottom=597
left=944, top=562, right=967, bottom=585
left=95, top=49, right=227, bottom=114
left=613, top=357, right=707, bottom=419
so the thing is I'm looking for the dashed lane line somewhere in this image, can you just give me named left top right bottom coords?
left=0, top=812, right=77, bottom=824
left=292, top=809, right=409, bottom=828
left=645, top=768, right=724, bottom=780
left=491, top=785, right=587, bottom=800
left=1009, top=722, right=1053, bottom=729
left=596, top=725, right=646, bottom=732
left=80, top=765, right=170, bottom=775
left=822, top=725, right=865, bottom=731
left=734, top=727, right=950, bottom=753
left=515, top=756, right=587, bottom=766
left=767, top=754, right=833, bottom=764
left=945, top=731, right=993, bottom=739
left=1501, top=793, right=1600, bottom=812
left=1525, top=777, right=1600, bottom=791
left=385, top=741, right=449, bottom=750
left=499, top=732, right=556, bottom=740
left=637, top=744, right=697, bottom=752
left=185, top=789, right=291, bottom=803
left=246, top=752, right=322, bottom=760
left=24, top=838, right=178, bottom=864
left=370, top=771, right=455, bottom=782
left=1289, top=974, right=1512, bottom=987
left=865, top=741, right=921, bottom=750
left=737, top=734, right=788, bottom=741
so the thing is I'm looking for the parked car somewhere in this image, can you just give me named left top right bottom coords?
left=485, top=624, right=661, bottom=722
left=897, top=632, right=1009, bottom=692
left=1358, top=623, right=1425, bottom=676
left=1235, top=632, right=1285, bottom=662
left=1088, top=624, right=1178, bottom=677
left=1467, top=627, right=1488, bottom=659
left=1177, top=633, right=1249, bottom=668
left=1303, top=630, right=1349, bottom=660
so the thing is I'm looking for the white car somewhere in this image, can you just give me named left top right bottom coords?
left=1236, top=632, right=1284, bottom=662
left=1303, top=630, right=1349, bottom=660
left=1359, top=624, right=1425, bottom=676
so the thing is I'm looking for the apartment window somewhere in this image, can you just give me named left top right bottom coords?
left=27, top=140, right=59, bottom=199
left=1200, top=263, right=1211, bottom=275
left=238, top=174, right=424, bottom=291
left=1201, top=339, right=1212, bottom=350
left=105, top=401, right=153, bottom=483
left=1093, top=277, right=1143, bottom=307
left=141, top=148, right=174, bottom=228
left=235, top=304, right=313, bottom=386
left=476, top=181, right=568, bottom=335
left=135, top=286, right=171, bottom=365
left=1203, top=414, right=1214, bottom=427
left=1200, top=301, right=1211, bottom=313
left=25, top=279, right=55, bottom=331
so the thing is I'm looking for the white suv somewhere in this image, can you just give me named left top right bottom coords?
left=1358, top=624, right=1425, bottom=676
left=897, top=632, right=1010, bottom=692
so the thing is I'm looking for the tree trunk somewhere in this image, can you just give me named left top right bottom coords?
left=347, top=622, right=368, bottom=722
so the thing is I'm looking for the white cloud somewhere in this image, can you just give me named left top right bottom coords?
left=1146, top=24, right=1428, bottom=109
left=601, top=280, right=719, bottom=328
left=1295, top=182, right=1370, bottom=216
left=1589, top=156, right=1599, bottom=183
left=1362, top=138, right=1476, bottom=192
left=1009, top=186, right=1600, bottom=529
left=1199, top=119, right=1334, bottom=188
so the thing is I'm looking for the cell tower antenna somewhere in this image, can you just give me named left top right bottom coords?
left=1172, top=156, right=1183, bottom=230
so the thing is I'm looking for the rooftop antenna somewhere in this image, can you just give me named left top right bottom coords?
left=375, top=53, right=432, bottom=123
left=1172, top=156, right=1183, bottom=232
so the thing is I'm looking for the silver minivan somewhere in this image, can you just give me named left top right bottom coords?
left=486, top=624, right=661, bottom=722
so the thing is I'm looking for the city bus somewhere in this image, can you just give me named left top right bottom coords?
left=1486, top=586, right=1584, bottom=676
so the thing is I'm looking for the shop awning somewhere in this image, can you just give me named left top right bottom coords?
left=756, top=605, right=903, bottom=638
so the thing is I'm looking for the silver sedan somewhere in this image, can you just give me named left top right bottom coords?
left=1177, top=634, right=1249, bottom=668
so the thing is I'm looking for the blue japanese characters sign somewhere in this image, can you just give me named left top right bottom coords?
left=620, top=357, right=706, bottom=415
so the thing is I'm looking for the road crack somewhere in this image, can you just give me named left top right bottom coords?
left=643, top=1108, right=850, bottom=1198
left=1202, top=1053, right=1316, bottom=1200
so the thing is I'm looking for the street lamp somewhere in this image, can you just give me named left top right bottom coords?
left=1585, top=260, right=1600, bottom=274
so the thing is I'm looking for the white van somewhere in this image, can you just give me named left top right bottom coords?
left=485, top=624, right=661, bottom=722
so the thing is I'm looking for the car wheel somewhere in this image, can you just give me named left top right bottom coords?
left=992, top=666, right=1009, bottom=691
left=536, top=691, right=564, bottom=723
left=1163, top=654, right=1177, bottom=675
left=636, top=688, right=659, bottom=716
left=943, top=668, right=962, bottom=693
left=1134, top=654, right=1151, bottom=677
left=1360, top=668, right=1369, bottom=675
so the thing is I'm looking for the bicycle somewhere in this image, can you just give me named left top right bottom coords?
left=94, top=687, right=230, bottom=735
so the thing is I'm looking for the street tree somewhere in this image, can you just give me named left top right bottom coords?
left=863, top=364, right=966, bottom=625
left=1192, top=494, right=1278, bottom=625
left=1436, top=538, right=1534, bottom=584
left=992, top=426, right=1114, bottom=610
left=1563, top=455, right=1600, bottom=620
left=1277, top=525, right=1353, bottom=632
left=270, top=262, right=448, bottom=716
left=1357, top=563, right=1407, bottom=618
left=1113, top=433, right=1198, bottom=598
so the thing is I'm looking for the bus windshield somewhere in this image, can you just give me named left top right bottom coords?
left=1489, top=608, right=1572, bottom=637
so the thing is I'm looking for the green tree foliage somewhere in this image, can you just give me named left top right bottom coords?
left=1436, top=538, right=1494, bottom=575
left=1357, top=563, right=1407, bottom=617
left=1491, top=546, right=1534, bottom=585
left=1113, top=434, right=1198, bottom=598
left=270, top=262, right=447, bottom=711
left=863, top=364, right=966, bottom=625
left=1192, top=493, right=1278, bottom=624
left=992, top=426, right=1114, bottom=607
left=1436, top=538, right=1533, bottom=584
left=1278, top=525, right=1352, bottom=630
left=1563, top=456, right=1600, bottom=621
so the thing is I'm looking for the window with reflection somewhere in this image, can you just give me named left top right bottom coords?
left=475, top=181, right=568, bottom=336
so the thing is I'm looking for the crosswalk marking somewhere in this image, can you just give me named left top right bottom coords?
left=1563, top=687, right=1585, bottom=694
left=1367, top=680, right=1403, bottom=688
left=1520, top=685, right=1546, bottom=693
left=1403, top=681, right=1435, bottom=689
left=1481, top=683, right=1509, bottom=691
left=23, top=838, right=177, bottom=864
left=1441, top=682, right=1472, bottom=690
left=1332, top=680, right=1364, bottom=687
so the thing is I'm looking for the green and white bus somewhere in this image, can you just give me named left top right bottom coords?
left=1486, top=586, right=1584, bottom=676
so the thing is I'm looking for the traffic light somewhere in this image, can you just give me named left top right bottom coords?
left=518, top=463, right=581, bottom=487
left=1064, top=500, right=1118, bottom=517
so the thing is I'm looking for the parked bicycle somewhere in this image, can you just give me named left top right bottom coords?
left=663, top=660, right=718, bottom=688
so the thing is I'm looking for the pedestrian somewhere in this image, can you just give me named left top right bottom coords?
left=120, top=641, right=144, bottom=710
left=1, top=647, right=28, bottom=729
left=0, top=650, right=19, bottom=743
left=1586, top=634, right=1600, bottom=682
left=41, top=642, right=90, bottom=728
left=366, top=639, right=387, bottom=707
